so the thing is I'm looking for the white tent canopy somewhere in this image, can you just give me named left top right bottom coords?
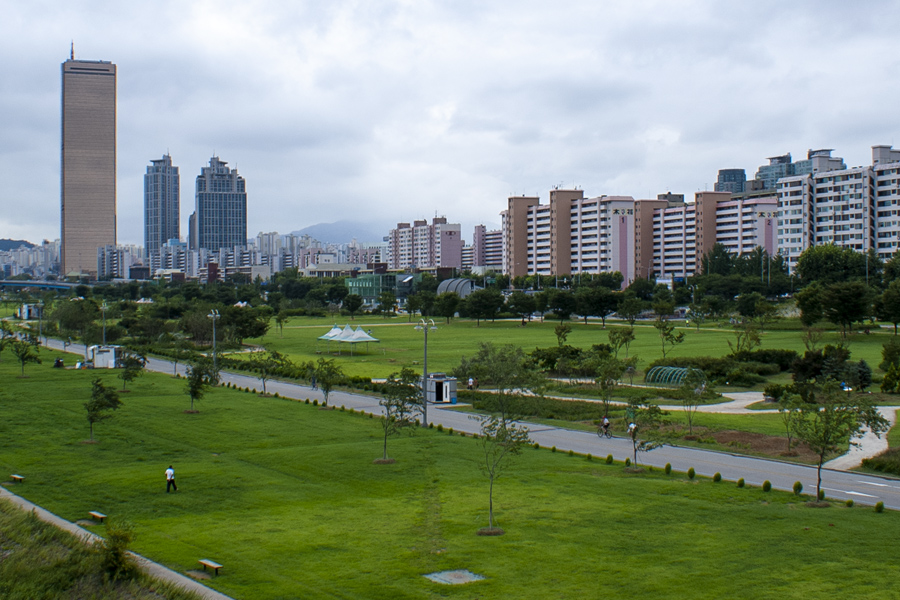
left=317, top=324, right=380, bottom=355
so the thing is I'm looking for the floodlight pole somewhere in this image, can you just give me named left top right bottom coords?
left=208, top=309, right=220, bottom=373
left=415, top=318, right=436, bottom=428
left=100, top=301, right=108, bottom=345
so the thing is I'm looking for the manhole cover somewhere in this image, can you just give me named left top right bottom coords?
left=424, top=569, right=485, bottom=585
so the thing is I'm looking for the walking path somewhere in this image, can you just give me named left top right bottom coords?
left=0, top=485, right=233, bottom=600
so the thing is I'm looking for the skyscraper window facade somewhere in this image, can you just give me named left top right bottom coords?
left=144, top=153, right=180, bottom=258
left=60, top=54, right=117, bottom=276
left=189, top=156, right=247, bottom=251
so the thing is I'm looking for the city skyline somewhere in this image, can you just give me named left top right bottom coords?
left=4, top=2, right=900, bottom=247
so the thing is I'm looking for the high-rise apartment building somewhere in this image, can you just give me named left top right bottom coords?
left=144, top=154, right=180, bottom=258
left=755, top=150, right=846, bottom=190
left=386, top=217, right=462, bottom=270
left=777, top=145, right=900, bottom=271
left=60, top=53, right=117, bottom=276
left=715, top=169, right=746, bottom=194
left=189, top=156, right=247, bottom=251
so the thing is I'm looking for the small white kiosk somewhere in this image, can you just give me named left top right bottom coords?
left=426, top=373, right=457, bottom=404
left=86, top=345, right=123, bottom=369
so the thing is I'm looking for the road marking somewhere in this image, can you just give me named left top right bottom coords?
left=859, top=481, right=890, bottom=487
left=845, top=491, right=878, bottom=498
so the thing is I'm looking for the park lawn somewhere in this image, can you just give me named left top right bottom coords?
left=251, top=315, right=896, bottom=381
left=2, top=354, right=900, bottom=599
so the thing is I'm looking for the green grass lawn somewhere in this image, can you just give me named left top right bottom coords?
left=252, top=316, right=896, bottom=381
left=2, top=352, right=899, bottom=599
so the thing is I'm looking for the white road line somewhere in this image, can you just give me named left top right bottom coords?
left=845, top=491, right=878, bottom=498
left=859, top=481, right=890, bottom=487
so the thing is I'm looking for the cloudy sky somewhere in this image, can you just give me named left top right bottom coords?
left=3, top=0, right=900, bottom=247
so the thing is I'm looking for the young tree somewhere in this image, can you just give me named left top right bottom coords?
left=377, top=291, right=397, bottom=318
left=247, top=349, right=291, bottom=395
left=595, top=357, right=626, bottom=418
left=11, top=339, right=41, bottom=376
left=653, top=316, right=684, bottom=359
left=617, top=292, right=644, bottom=327
left=678, top=369, right=706, bottom=435
left=625, top=399, right=665, bottom=465
left=506, top=290, right=536, bottom=322
left=607, top=327, right=636, bottom=359
left=875, top=280, right=900, bottom=334
left=314, top=357, right=344, bottom=406
left=554, top=322, right=572, bottom=347
left=465, top=288, right=504, bottom=326
left=404, top=293, right=423, bottom=321
left=548, top=289, right=576, bottom=322
left=777, top=394, right=803, bottom=454
left=378, top=367, right=420, bottom=461
left=453, top=342, right=544, bottom=423
left=822, top=281, right=871, bottom=337
left=274, top=310, right=289, bottom=337
left=118, top=351, right=146, bottom=391
left=476, top=414, right=530, bottom=534
left=85, top=377, right=122, bottom=442
left=185, top=355, right=218, bottom=411
left=727, top=322, right=762, bottom=355
left=793, top=384, right=889, bottom=501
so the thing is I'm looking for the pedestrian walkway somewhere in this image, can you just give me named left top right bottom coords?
left=0, top=486, right=234, bottom=600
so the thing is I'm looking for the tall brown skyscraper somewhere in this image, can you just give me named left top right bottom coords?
left=61, top=51, right=116, bottom=276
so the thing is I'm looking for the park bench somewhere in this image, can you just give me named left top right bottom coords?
left=88, top=511, right=107, bottom=523
left=198, top=559, right=223, bottom=576
left=10, top=474, right=24, bottom=483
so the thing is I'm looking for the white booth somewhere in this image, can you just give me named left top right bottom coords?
left=87, top=345, right=123, bottom=369
left=426, top=373, right=457, bottom=404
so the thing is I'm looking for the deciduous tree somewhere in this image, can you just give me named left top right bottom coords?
left=314, top=357, right=344, bottom=406
left=85, top=378, right=122, bottom=442
left=476, top=414, right=530, bottom=534
left=378, top=367, right=420, bottom=461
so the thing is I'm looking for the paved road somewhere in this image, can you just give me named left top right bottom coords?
left=43, top=339, right=900, bottom=510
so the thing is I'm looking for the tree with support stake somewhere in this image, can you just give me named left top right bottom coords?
left=377, top=367, right=420, bottom=463
left=475, top=414, right=530, bottom=536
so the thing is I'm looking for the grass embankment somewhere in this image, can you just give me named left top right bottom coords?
left=252, top=315, right=896, bottom=381
left=0, top=499, right=201, bottom=600
left=2, top=353, right=899, bottom=599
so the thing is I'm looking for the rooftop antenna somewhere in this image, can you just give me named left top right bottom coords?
left=70, top=41, right=74, bottom=60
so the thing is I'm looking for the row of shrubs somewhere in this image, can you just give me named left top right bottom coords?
left=650, top=349, right=799, bottom=387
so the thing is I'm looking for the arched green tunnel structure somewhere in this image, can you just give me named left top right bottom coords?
left=644, top=366, right=705, bottom=387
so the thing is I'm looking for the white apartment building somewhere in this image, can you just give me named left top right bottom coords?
left=777, top=145, right=900, bottom=270
left=388, top=217, right=462, bottom=270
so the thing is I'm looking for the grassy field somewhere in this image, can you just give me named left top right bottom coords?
left=2, top=353, right=900, bottom=599
left=251, top=315, right=895, bottom=381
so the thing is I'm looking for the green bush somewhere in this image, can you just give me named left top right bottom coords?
left=313, top=399, right=318, bottom=406
left=793, top=481, right=803, bottom=495
left=713, top=472, right=721, bottom=482
left=861, top=448, right=900, bottom=475
left=568, top=449, right=574, bottom=457
left=737, top=478, right=745, bottom=488
left=436, top=423, right=443, bottom=432
left=625, top=458, right=631, bottom=467
left=551, top=446, right=557, bottom=453
left=687, top=467, right=695, bottom=480
left=818, top=490, right=825, bottom=501
left=586, top=453, right=592, bottom=461
left=305, top=398, right=310, bottom=404
left=875, top=501, right=885, bottom=513
left=99, top=520, right=138, bottom=581
left=606, top=454, right=614, bottom=464
left=762, top=480, right=772, bottom=492
left=664, top=463, right=672, bottom=475
left=533, top=443, right=540, bottom=449
left=845, top=499, right=854, bottom=508
left=448, top=428, right=454, bottom=435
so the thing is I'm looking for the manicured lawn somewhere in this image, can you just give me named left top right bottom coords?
left=252, top=315, right=896, bottom=381
left=2, top=353, right=899, bottom=599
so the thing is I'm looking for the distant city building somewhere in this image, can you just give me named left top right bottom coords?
left=777, top=145, right=900, bottom=270
left=471, top=225, right=503, bottom=271
left=144, top=154, right=180, bottom=258
left=189, top=156, right=247, bottom=251
left=754, top=150, right=846, bottom=190
left=97, top=244, right=142, bottom=280
left=714, top=168, right=746, bottom=194
left=386, top=217, right=462, bottom=270
left=60, top=51, right=117, bottom=276
left=0, top=240, right=59, bottom=278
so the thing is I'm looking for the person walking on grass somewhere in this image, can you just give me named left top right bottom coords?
left=165, top=465, right=177, bottom=493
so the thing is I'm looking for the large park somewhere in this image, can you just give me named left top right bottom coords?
left=3, top=244, right=900, bottom=599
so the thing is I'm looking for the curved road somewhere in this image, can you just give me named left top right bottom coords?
left=44, top=338, right=900, bottom=510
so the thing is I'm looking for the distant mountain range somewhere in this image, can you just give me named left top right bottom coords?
left=0, top=239, right=35, bottom=251
left=291, top=220, right=389, bottom=245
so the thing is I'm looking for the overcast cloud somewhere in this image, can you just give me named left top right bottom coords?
left=3, top=0, right=900, bottom=246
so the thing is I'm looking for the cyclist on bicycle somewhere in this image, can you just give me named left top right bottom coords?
left=601, top=416, right=610, bottom=435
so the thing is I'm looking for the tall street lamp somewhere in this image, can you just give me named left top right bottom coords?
left=100, top=301, right=108, bottom=345
left=208, top=309, right=220, bottom=373
left=414, top=318, right=437, bottom=428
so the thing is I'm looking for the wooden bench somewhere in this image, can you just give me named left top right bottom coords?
left=10, top=474, right=24, bottom=483
left=88, top=511, right=107, bottom=523
left=198, top=559, right=223, bottom=576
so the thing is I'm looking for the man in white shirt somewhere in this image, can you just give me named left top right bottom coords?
left=165, top=465, right=177, bottom=493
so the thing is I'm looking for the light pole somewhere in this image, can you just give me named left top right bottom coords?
left=414, top=318, right=437, bottom=428
left=37, top=302, right=43, bottom=344
left=208, top=309, right=220, bottom=374
left=100, top=301, right=108, bottom=345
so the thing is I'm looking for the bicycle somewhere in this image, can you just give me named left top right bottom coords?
left=597, top=423, right=613, bottom=439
